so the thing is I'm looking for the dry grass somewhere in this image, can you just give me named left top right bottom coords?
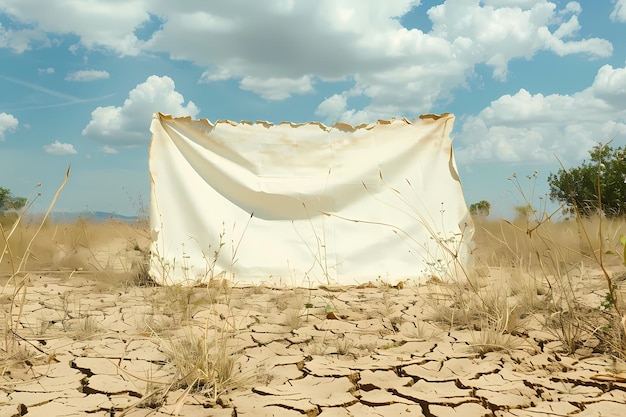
left=158, top=326, right=246, bottom=401
left=1, top=217, right=149, bottom=275
left=0, top=176, right=250, bottom=410
left=469, top=212, right=626, bottom=356
left=3, top=168, right=626, bottom=414
left=1, top=209, right=625, bottom=406
left=282, top=289, right=314, bottom=330
left=1, top=168, right=70, bottom=366
left=472, top=215, right=626, bottom=269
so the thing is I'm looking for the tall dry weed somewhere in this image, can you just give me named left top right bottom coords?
left=1, top=167, right=70, bottom=363
left=470, top=171, right=626, bottom=356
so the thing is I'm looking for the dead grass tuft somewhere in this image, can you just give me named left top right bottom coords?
left=158, top=326, right=247, bottom=401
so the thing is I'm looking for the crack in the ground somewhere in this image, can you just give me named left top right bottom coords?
left=70, top=359, right=94, bottom=377
left=550, top=375, right=625, bottom=391
left=8, top=278, right=626, bottom=417
left=266, top=402, right=321, bottom=416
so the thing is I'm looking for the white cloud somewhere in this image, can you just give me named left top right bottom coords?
left=100, top=145, right=119, bottom=154
left=0, top=22, right=50, bottom=53
left=456, top=64, right=626, bottom=165
left=200, top=67, right=232, bottom=82
left=611, top=0, right=626, bottom=22
left=144, top=0, right=454, bottom=111
left=82, top=75, right=199, bottom=145
left=65, top=70, right=110, bottom=82
left=591, top=64, right=626, bottom=107
left=315, top=94, right=348, bottom=123
left=38, top=67, right=54, bottom=74
left=43, top=140, right=77, bottom=155
left=0, top=1, right=615, bottom=123
left=0, top=112, right=19, bottom=140
left=427, top=0, right=611, bottom=81
left=560, top=1, right=582, bottom=15
left=482, top=0, right=543, bottom=6
left=0, top=0, right=148, bottom=55
left=239, top=75, right=314, bottom=100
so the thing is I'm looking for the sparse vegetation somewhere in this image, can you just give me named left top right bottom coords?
left=549, top=143, right=626, bottom=217
left=2, top=162, right=626, bottom=415
left=1, top=168, right=70, bottom=366
left=469, top=200, right=491, bottom=217
left=158, top=325, right=246, bottom=401
left=72, top=313, right=101, bottom=339
left=0, top=188, right=25, bottom=210
left=283, top=292, right=307, bottom=330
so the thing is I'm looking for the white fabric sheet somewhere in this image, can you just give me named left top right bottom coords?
left=149, top=113, right=473, bottom=286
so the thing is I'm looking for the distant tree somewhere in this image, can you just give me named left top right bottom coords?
left=0, top=187, right=26, bottom=212
left=548, top=144, right=626, bottom=217
left=469, top=200, right=491, bottom=217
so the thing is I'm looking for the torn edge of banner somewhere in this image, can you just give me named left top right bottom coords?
left=148, top=112, right=474, bottom=286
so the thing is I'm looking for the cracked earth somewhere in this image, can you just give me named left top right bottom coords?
left=1, top=265, right=626, bottom=417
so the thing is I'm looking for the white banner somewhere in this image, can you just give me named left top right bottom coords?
left=149, top=113, right=473, bottom=286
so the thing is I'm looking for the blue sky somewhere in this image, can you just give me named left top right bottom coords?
left=1, top=0, right=625, bottom=218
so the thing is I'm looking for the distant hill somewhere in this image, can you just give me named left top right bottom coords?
left=49, top=211, right=141, bottom=223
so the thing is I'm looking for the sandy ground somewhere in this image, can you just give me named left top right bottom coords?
left=2, top=230, right=626, bottom=416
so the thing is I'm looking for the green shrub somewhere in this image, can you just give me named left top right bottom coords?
left=548, top=144, right=626, bottom=217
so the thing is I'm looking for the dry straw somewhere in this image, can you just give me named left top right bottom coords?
left=1, top=166, right=70, bottom=363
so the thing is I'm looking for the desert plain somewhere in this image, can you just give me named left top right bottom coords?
left=1, top=215, right=626, bottom=416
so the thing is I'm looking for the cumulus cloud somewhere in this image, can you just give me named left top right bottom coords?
left=591, top=64, right=626, bottom=107
left=0, top=22, right=50, bottom=53
left=0, top=0, right=616, bottom=123
left=144, top=1, right=459, bottom=115
left=455, top=64, right=626, bottom=165
left=0, top=112, right=19, bottom=140
left=65, top=70, right=110, bottom=82
left=315, top=94, right=348, bottom=123
left=38, top=67, right=54, bottom=74
left=611, top=0, right=626, bottom=22
left=82, top=75, right=199, bottom=145
left=43, top=140, right=77, bottom=155
left=427, top=0, right=612, bottom=81
left=0, top=0, right=148, bottom=55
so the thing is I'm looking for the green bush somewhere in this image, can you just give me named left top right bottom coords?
left=548, top=144, right=626, bottom=217
left=0, top=187, right=26, bottom=212
left=0, top=186, right=25, bottom=227
left=469, top=200, right=491, bottom=217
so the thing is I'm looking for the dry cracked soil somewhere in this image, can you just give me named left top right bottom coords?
left=2, top=267, right=626, bottom=417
